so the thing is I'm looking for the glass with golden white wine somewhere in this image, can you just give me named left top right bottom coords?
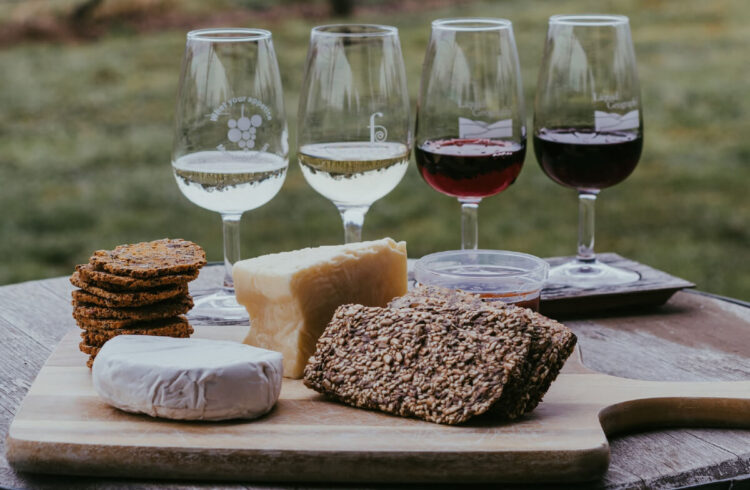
left=297, top=24, right=411, bottom=243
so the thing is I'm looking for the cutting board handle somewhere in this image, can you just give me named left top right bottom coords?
left=598, top=379, right=750, bottom=436
left=563, top=346, right=750, bottom=436
left=600, top=393, right=750, bottom=436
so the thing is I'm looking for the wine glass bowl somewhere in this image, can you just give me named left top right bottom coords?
left=533, top=15, right=643, bottom=287
left=171, top=28, right=288, bottom=323
left=415, top=18, right=526, bottom=250
left=297, top=24, right=411, bottom=243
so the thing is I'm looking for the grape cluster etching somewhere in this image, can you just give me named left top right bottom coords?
left=227, top=105, right=263, bottom=150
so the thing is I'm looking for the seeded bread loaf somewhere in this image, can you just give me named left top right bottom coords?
left=305, top=286, right=576, bottom=424
left=304, top=303, right=533, bottom=424
left=391, top=286, right=576, bottom=418
left=387, top=285, right=485, bottom=310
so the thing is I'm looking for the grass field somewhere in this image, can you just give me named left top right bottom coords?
left=0, top=0, right=748, bottom=300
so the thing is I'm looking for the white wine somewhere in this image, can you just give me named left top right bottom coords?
left=173, top=151, right=288, bottom=214
left=298, top=142, right=410, bottom=206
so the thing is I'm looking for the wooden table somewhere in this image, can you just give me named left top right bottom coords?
left=1, top=266, right=749, bottom=489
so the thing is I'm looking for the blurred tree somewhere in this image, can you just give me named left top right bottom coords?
left=70, top=0, right=103, bottom=24
left=331, top=0, right=353, bottom=17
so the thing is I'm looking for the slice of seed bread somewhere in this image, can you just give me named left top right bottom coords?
left=304, top=303, right=532, bottom=425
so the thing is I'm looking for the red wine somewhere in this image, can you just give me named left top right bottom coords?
left=533, top=128, right=642, bottom=191
left=415, top=138, right=525, bottom=199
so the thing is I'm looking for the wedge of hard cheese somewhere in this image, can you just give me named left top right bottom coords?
left=233, top=238, right=408, bottom=378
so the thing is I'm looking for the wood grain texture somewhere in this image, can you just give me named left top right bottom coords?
left=607, top=430, right=749, bottom=489
left=571, top=290, right=750, bottom=382
left=5, top=327, right=608, bottom=484
left=1, top=266, right=749, bottom=489
left=540, top=253, right=695, bottom=317
left=6, top=322, right=750, bottom=484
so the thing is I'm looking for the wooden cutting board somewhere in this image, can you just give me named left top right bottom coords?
left=6, top=325, right=750, bottom=484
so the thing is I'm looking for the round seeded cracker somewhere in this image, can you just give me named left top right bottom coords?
left=80, top=317, right=193, bottom=346
left=79, top=341, right=101, bottom=356
left=76, top=263, right=199, bottom=290
left=71, top=286, right=188, bottom=308
left=70, top=272, right=188, bottom=305
left=72, top=295, right=194, bottom=321
left=89, top=238, right=206, bottom=278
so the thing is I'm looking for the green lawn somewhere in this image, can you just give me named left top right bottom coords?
left=0, top=0, right=748, bottom=300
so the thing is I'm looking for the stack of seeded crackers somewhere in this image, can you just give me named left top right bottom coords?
left=304, top=285, right=577, bottom=425
left=71, top=239, right=206, bottom=367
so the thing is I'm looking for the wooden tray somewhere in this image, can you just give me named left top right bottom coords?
left=540, top=253, right=695, bottom=317
left=7, top=325, right=749, bottom=484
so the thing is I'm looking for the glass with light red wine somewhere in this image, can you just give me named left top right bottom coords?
left=534, top=14, right=643, bottom=288
left=415, top=18, right=526, bottom=250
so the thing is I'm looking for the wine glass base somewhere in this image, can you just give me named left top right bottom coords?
left=548, top=259, right=640, bottom=288
left=187, top=289, right=249, bottom=326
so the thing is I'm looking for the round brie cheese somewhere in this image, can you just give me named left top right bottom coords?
left=92, top=335, right=283, bottom=421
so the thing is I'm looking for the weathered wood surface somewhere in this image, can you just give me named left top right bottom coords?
left=10, top=325, right=749, bottom=484
left=1, top=265, right=749, bottom=489
left=540, top=253, right=696, bottom=317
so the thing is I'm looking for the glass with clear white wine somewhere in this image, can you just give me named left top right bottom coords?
left=534, top=15, right=643, bottom=287
left=297, top=24, right=411, bottom=243
left=172, top=28, right=288, bottom=323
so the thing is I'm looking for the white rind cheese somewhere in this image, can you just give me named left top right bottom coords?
left=233, top=238, right=408, bottom=378
left=92, top=335, right=283, bottom=421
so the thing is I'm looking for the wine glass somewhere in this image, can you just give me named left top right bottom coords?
left=297, top=24, right=411, bottom=243
left=415, top=18, right=526, bottom=250
left=171, top=28, right=288, bottom=324
left=533, top=15, right=643, bottom=287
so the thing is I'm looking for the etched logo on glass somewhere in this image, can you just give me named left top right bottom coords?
left=226, top=105, right=263, bottom=150
left=594, top=110, right=639, bottom=132
left=458, top=117, right=513, bottom=139
left=209, top=96, right=273, bottom=155
left=369, top=112, right=387, bottom=142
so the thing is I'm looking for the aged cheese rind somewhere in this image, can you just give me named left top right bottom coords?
left=92, top=335, right=283, bottom=421
left=233, top=238, right=408, bottom=378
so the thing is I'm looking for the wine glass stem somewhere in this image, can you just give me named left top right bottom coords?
left=577, top=191, right=598, bottom=263
left=221, top=213, right=243, bottom=290
left=337, top=205, right=369, bottom=244
left=459, top=198, right=481, bottom=250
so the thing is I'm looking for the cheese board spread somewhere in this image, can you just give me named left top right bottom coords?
left=6, top=237, right=747, bottom=484
left=7, top=324, right=750, bottom=483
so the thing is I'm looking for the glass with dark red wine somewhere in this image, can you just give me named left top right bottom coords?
left=415, top=18, right=526, bottom=250
left=534, top=14, right=643, bottom=287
